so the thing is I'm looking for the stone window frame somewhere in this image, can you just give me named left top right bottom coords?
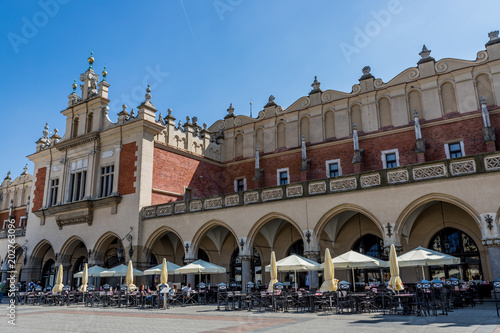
left=325, top=159, right=342, bottom=178
left=381, top=148, right=400, bottom=169
left=276, top=167, right=289, bottom=185
left=48, top=178, right=60, bottom=207
left=233, top=177, right=247, bottom=192
left=66, top=158, right=89, bottom=203
left=98, top=164, right=115, bottom=198
left=445, top=141, right=465, bottom=159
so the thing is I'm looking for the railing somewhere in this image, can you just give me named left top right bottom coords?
left=142, top=152, right=500, bottom=219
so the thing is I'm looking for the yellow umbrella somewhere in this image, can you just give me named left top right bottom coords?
left=388, top=244, right=404, bottom=291
left=79, top=263, right=88, bottom=292
left=319, top=248, right=338, bottom=292
left=267, top=251, right=278, bottom=292
left=52, top=264, right=64, bottom=292
left=160, top=258, right=169, bottom=286
left=126, top=260, right=137, bottom=292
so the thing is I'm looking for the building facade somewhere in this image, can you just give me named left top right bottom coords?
left=2, top=31, right=500, bottom=289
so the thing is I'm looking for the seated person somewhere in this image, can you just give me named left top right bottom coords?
left=182, top=283, right=192, bottom=298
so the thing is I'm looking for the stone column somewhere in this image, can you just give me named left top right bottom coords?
left=241, top=255, right=252, bottom=288
left=352, top=150, right=363, bottom=174
left=487, top=245, right=500, bottom=279
left=304, top=251, right=320, bottom=289
left=184, top=257, right=197, bottom=287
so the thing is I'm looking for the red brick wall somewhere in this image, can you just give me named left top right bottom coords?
left=152, top=146, right=223, bottom=205
left=32, top=167, right=46, bottom=212
left=0, top=208, right=27, bottom=228
left=119, top=142, right=138, bottom=195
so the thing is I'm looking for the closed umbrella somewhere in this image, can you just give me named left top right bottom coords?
left=125, top=260, right=137, bottom=292
left=52, top=264, right=64, bottom=293
left=319, top=248, right=338, bottom=292
left=160, top=258, right=168, bottom=286
left=267, top=251, right=278, bottom=292
left=388, top=244, right=404, bottom=291
left=79, top=263, right=88, bottom=292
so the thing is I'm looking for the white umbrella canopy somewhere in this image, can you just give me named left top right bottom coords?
left=397, top=246, right=460, bottom=267
left=174, top=259, right=226, bottom=274
left=144, top=261, right=182, bottom=275
left=73, top=265, right=106, bottom=278
left=265, top=254, right=321, bottom=272
left=100, top=264, right=144, bottom=277
left=320, top=250, right=389, bottom=269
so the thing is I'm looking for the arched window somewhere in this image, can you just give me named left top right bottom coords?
left=287, top=239, right=304, bottom=256
left=324, top=111, right=335, bottom=139
left=41, top=259, right=55, bottom=288
left=234, top=133, right=243, bottom=158
left=351, top=104, right=362, bottom=132
left=378, top=97, right=392, bottom=128
left=300, top=116, right=310, bottom=142
left=429, top=227, right=482, bottom=280
left=476, top=74, right=494, bottom=106
left=441, top=82, right=457, bottom=114
left=409, top=90, right=423, bottom=120
left=86, top=112, right=93, bottom=133
left=277, top=122, right=286, bottom=148
left=255, top=128, right=264, bottom=153
left=72, top=117, right=79, bottom=138
left=353, top=234, right=385, bottom=258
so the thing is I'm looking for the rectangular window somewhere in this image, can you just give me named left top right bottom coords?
left=68, top=170, right=87, bottom=202
left=448, top=143, right=462, bottom=158
left=48, top=179, right=59, bottom=206
left=386, top=153, right=397, bottom=169
left=329, top=163, right=339, bottom=177
left=99, top=165, right=115, bottom=197
left=276, top=167, right=290, bottom=185
left=236, top=179, right=245, bottom=192
left=381, top=149, right=400, bottom=169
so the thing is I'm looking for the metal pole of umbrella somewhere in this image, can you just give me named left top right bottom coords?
left=351, top=268, right=355, bottom=291
left=421, top=266, right=425, bottom=280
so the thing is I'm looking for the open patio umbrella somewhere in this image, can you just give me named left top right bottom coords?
left=174, top=259, right=225, bottom=285
left=160, top=258, right=168, bottom=285
left=397, top=246, right=460, bottom=279
left=52, top=264, right=64, bottom=293
left=78, top=263, right=88, bottom=292
left=144, top=261, right=181, bottom=275
left=267, top=251, right=278, bottom=292
left=319, top=248, right=338, bottom=292
left=265, top=253, right=320, bottom=290
left=100, top=263, right=143, bottom=285
left=73, top=265, right=106, bottom=278
left=388, top=244, right=404, bottom=292
left=125, top=260, right=137, bottom=292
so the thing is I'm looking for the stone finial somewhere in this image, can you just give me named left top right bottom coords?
left=203, top=123, right=207, bottom=130
left=43, top=123, right=49, bottom=139
left=72, top=79, right=77, bottom=94
left=102, top=66, right=107, bottom=82
left=145, top=85, right=152, bottom=103
left=489, top=30, right=499, bottom=42
left=227, top=103, right=234, bottom=115
left=22, top=164, right=28, bottom=175
left=310, top=76, right=321, bottom=94
left=167, top=108, right=172, bottom=116
left=157, top=112, right=163, bottom=123
left=359, top=66, right=374, bottom=80
left=4, top=171, right=11, bottom=180
left=130, top=109, right=135, bottom=118
left=269, top=95, right=275, bottom=103
left=88, top=51, right=94, bottom=69
left=419, top=45, right=431, bottom=59
left=122, top=104, right=127, bottom=112
left=264, top=95, right=277, bottom=108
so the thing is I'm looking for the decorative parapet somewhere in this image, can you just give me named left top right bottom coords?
left=309, top=181, right=326, bottom=195
left=286, top=185, right=303, bottom=198
left=141, top=153, right=500, bottom=220
left=387, top=169, right=409, bottom=184
left=204, top=197, right=223, bottom=209
left=485, top=154, right=500, bottom=171
left=0, top=227, right=26, bottom=239
left=262, top=188, right=283, bottom=201
left=450, top=159, right=476, bottom=176
left=330, top=177, right=357, bottom=192
left=244, top=191, right=259, bottom=204
left=413, top=163, right=446, bottom=181
left=360, top=173, right=381, bottom=188
left=190, top=200, right=202, bottom=212
left=225, top=194, right=239, bottom=207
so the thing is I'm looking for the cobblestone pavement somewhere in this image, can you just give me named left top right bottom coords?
left=1, top=300, right=500, bottom=333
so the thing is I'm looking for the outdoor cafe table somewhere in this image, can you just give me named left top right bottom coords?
left=391, top=293, right=416, bottom=314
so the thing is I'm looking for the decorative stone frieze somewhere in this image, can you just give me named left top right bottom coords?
left=330, top=178, right=357, bottom=192
left=450, top=159, right=476, bottom=176
left=190, top=200, right=202, bottom=212
left=174, top=202, right=185, bottom=214
left=157, top=204, right=172, bottom=216
left=286, top=185, right=303, bottom=198
left=244, top=191, right=259, bottom=204
left=225, top=194, right=239, bottom=207
left=387, top=170, right=409, bottom=184
left=413, top=164, right=446, bottom=181
left=485, top=154, right=500, bottom=171
left=204, top=197, right=222, bottom=209
left=360, top=173, right=381, bottom=188
left=262, top=188, right=283, bottom=202
left=309, top=181, right=326, bottom=195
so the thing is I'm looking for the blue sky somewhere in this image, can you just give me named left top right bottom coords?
left=0, top=0, right=498, bottom=179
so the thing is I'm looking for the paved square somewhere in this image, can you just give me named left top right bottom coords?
left=2, top=300, right=500, bottom=333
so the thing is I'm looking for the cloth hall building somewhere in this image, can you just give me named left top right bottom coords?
left=2, top=31, right=500, bottom=290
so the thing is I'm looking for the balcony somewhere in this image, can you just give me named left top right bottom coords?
left=142, top=152, right=500, bottom=219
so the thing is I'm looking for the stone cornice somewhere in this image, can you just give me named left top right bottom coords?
left=55, top=132, right=100, bottom=151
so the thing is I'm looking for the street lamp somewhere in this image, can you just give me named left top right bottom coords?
left=117, top=227, right=134, bottom=261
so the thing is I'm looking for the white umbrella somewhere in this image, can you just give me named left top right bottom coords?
left=398, top=246, right=461, bottom=280
left=100, top=264, right=144, bottom=277
left=73, top=265, right=106, bottom=278
left=144, top=261, right=182, bottom=275
left=265, top=254, right=320, bottom=290
left=174, top=260, right=226, bottom=274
